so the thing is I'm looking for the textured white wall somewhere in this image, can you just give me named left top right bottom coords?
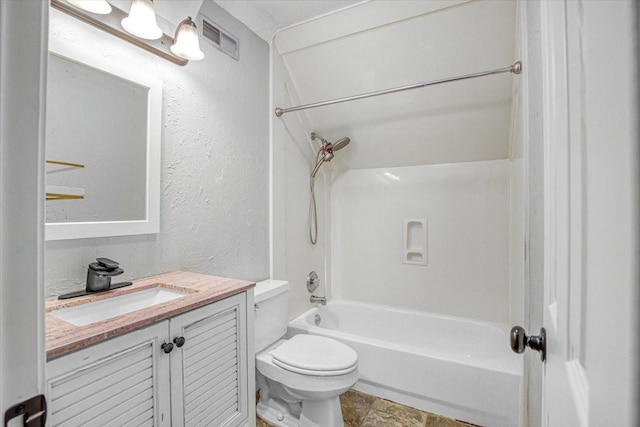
left=45, top=1, right=270, bottom=296
left=271, top=47, right=330, bottom=319
left=331, top=160, right=511, bottom=323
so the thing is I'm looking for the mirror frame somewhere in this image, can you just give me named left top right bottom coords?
left=46, top=38, right=161, bottom=241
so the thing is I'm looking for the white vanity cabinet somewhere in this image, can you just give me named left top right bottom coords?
left=46, top=292, right=254, bottom=427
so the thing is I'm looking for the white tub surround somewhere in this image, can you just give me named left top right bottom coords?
left=288, top=300, right=522, bottom=427
left=331, top=160, right=511, bottom=324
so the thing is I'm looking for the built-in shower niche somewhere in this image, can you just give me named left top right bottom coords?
left=403, top=219, right=427, bottom=266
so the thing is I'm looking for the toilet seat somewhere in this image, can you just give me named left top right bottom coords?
left=270, top=335, right=358, bottom=377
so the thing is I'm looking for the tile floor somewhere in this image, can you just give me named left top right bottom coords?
left=256, top=389, right=478, bottom=427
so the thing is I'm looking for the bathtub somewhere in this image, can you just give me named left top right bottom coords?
left=288, top=300, right=522, bottom=427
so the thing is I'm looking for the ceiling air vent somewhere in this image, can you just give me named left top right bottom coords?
left=198, top=15, right=239, bottom=61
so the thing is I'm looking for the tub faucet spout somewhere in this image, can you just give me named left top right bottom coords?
left=310, top=295, right=327, bottom=306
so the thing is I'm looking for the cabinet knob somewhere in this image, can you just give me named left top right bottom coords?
left=173, top=336, right=186, bottom=348
left=161, top=342, right=174, bottom=354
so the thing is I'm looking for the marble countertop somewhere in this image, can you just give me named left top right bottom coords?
left=45, top=271, right=254, bottom=360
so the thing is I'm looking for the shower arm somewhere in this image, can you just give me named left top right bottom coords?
left=275, top=61, right=522, bottom=117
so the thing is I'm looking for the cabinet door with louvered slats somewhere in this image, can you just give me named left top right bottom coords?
left=170, top=293, right=249, bottom=427
left=46, top=321, right=171, bottom=427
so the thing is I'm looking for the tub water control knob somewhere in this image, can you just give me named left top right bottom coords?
left=510, top=326, right=546, bottom=362
left=307, top=271, right=319, bottom=293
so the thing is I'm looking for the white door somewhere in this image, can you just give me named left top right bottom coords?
left=537, top=0, right=585, bottom=424
left=0, top=1, right=48, bottom=426
left=529, top=1, right=637, bottom=426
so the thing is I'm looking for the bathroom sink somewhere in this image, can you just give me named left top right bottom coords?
left=52, top=287, right=187, bottom=326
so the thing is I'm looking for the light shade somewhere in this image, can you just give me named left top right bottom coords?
left=170, top=17, right=204, bottom=61
left=121, top=0, right=162, bottom=40
left=66, top=0, right=112, bottom=14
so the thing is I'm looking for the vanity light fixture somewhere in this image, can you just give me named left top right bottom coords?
left=66, top=0, right=112, bottom=14
left=170, top=17, right=204, bottom=61
left=121, top=0, right=163, bottom=40
left=51, top=0, right=203, bottom=66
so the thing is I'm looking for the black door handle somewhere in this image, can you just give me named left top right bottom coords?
left=161, top=342, right=174, bottom=354
left=510, top=326, right=546, bottom=362
left=173, top=336, right=185, bottom=348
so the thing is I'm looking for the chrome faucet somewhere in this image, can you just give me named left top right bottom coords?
left=58, top=257, right=132, bottom=299
left=310, top=295, right=327, bottom=306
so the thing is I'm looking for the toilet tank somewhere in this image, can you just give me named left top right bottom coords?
left=254, top=280, right=289, bottom=353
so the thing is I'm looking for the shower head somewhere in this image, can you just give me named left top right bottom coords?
left=309, top=132, right=351, bottom=178
left=332, top=137, right=350, bottom=152
left=311, top=132, right=350, bottom=151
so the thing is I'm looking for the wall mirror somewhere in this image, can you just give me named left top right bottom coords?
left=45, top=39, right=161, bottom=240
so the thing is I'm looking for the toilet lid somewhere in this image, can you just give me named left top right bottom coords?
left=270, top=335, right=358, bottom=376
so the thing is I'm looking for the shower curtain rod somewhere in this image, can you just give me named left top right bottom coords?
left=274, top=61, right=522, bottom=117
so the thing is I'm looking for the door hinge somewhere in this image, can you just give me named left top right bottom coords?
left=4, top=395, right=46, bottom=427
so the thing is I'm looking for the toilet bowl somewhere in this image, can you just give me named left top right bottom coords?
left=254, top=280, right=359, bottom=427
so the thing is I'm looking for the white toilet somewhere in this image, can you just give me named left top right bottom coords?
left=254, top=280, right=359, bottom=427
